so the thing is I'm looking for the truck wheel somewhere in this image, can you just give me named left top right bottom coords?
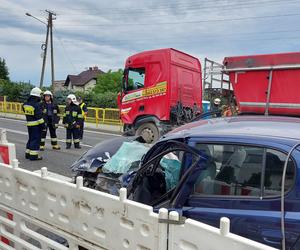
left=136, top=123, right=159, bottom=143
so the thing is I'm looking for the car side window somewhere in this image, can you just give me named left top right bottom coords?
left=263, top=149, right=295, bottom=196
left=132, top=148, right=187, bottom=205
left=192, top=144, right=296, bottom=198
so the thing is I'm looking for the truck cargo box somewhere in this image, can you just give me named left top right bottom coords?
left=224, top=52, right=300, bottom=116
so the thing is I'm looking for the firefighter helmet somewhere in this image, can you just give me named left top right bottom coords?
left=43, top=90, right=53, bottom=96
left=214, top=98, right=221, bottom=105
left=30, top=87, right=42, bottom=97
left=67, top=94, right=77, bottom=103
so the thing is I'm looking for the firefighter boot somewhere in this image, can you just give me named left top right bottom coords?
left=51, top=138, right=60, bottom=150
left=29, top=151, right=43, bottom=161
left=52, top=145, right=61, bottom=150
left=40, top=132, right=46, bottom=151
left=25, top=149, right=30, bottom=159
left=30, top=156, right=43, bottom=161
left=74, top=141, right=81, bottom=149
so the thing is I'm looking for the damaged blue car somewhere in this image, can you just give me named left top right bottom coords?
left=72, top=116, right=300, bottom=249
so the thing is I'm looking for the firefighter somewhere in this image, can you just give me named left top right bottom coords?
left=212, top=98, right=222, bottom=117
left=222, top=105, right=233, bottom=117
left=23, top=87, right=45, bottom=161
left=40, top=90, right=61, bottom=150
left=78, top=96, right=88, bottom=140
left=63, top=94, right=83, bottom=149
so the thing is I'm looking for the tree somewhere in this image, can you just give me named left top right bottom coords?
left=0, top=80, right=33, bottom=101
left=53, top=90, right=71, bottom=105
left=0, top=58, right=9, bottom=81
left=19, top=82, right=35, bottom=102
left=94, top=69, right=123, bottom=94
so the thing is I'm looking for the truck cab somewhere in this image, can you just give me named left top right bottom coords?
left=119, top=48, right=202, bottom=143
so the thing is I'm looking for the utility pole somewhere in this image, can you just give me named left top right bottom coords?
left=46, top=10, right=56, bottom=89
left=40, top=17, right=50, bottom=88
left=26, top=10, right=56, bottom=89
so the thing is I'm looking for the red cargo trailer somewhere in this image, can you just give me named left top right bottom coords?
left=224, top=52, right=300, bottom=116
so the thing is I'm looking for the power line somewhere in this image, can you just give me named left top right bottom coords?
left=2, top=0, right=299, bottom=26
left=2, top=0, right=298, bottom=19
left=60, top=0, right=299, bottom=14
left=58, top=12, right=300, bottom=27
left=50, top=32, right=300, bottom=47
left=7, top=26, right=300, bottom=45
left=52, top=27, right=78, bottom=74
left=56, top=0, right=300, bottom=20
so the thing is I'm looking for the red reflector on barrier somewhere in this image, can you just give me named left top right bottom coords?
left=0, top=143, right=13, bottom=245
left=0, top=145, right=9, bottom=164
left=0, top=236, right=10, bottom=245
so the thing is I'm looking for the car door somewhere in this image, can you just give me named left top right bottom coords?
left=172, top=139, right=298, bottom=249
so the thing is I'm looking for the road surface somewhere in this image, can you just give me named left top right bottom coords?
left=0, top=117, right=120, bottom=177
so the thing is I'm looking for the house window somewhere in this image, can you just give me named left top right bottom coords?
left=192, top=144, right=295, bottom=197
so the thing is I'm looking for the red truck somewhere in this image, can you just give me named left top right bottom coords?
left=119, top=48, right=202, bottom=142
left=119, top=49, right=300, bottom=142
left=224, top=52, right=300, bottom=116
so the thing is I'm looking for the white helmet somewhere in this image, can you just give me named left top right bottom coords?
left=30, top=87, right=42, bottom=97
left=67, top=94, right=77, bottom=103
left=43, top=90, right=53, bottom=96
left=214, top=98, right=221, bottom=105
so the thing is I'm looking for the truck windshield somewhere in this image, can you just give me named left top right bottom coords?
left=125, top=68, right=145, bottom=91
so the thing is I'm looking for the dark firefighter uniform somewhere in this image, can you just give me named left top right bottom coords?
left=79, top=101, right=88, bottom=140
left=63, top=102, right=83, bottom=149
left=23, top=89, right=44, bottom=160
left=40, top=97, right=61, bottom=150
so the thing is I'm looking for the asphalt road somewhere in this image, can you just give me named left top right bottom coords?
left=0, top=117, right=120, bottom=177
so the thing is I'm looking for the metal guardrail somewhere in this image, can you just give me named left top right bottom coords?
left=0, top=98, right=122, bottom=126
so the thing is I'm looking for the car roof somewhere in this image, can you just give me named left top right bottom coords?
left=165, top=116, right=300, bottom=144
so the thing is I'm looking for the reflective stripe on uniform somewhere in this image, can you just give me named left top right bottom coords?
left=26, top=118, right=44, bottom=126
left=80, top=103, right=87, bottom=120
left=25, top=149, right=30, bottom=153
left=77, top=114, right=83, bottom=118
left=29, top=150, right=39, bottom=155
left=23, top=105, right=35, bottom=116
left=74, top=139, right=80, bottom=143
left=41, top=139, right=45, bottom=142
left=38, top=118, right=44, bottom=124
left=72, top=111, right=78, bottom=117
left=27, top=121, right=40, bottom=126
left=51, top=138, right=57, bottom=142
left=66, top=111, right=70, bottom=114
left=66, top=139, right=72, bottom=143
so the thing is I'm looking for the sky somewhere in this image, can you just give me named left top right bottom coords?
left=1, top=0, right=300, bottom=86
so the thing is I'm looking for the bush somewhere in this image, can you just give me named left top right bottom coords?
left=90, top=92, right=118, bottom=108
left=94, top=69, right=123, bottom=94
left=52, top=90, right=118, bottom=108
left=0, top=80, right=33, bottom=102
left=0, top=80, right=119, bottom=109
left=53, top=90, right=71, bottom=105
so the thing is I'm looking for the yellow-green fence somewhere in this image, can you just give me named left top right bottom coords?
left=0, top=97, right=122, bottom=126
